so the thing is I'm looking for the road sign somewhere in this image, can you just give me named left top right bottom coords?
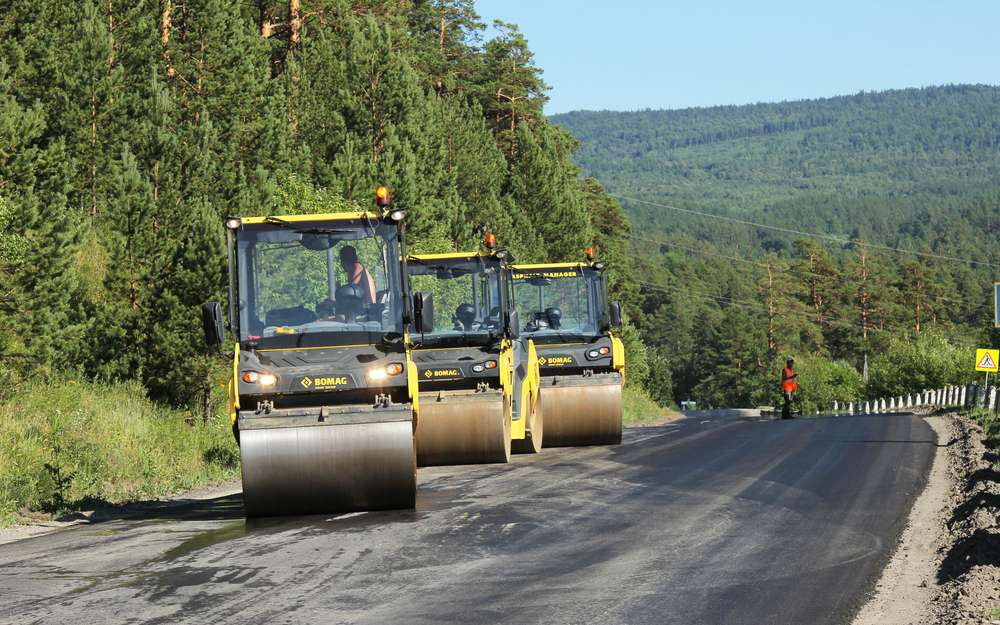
left=995, top=283, right=1000, bottom=328
left=975, top=348, right=999, bottom=373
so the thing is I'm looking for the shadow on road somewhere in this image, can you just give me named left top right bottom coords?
left=55, top=493, right=246, bottom=525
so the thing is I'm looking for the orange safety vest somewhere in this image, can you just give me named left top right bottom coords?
left=782, top=367, right=798, bottom=393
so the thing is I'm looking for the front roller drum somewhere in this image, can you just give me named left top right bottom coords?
left=541, top=375, right=622, bottom=447
left=239, top=408, right=415, bottom=517
left=416, top=390, right=509, bottom=467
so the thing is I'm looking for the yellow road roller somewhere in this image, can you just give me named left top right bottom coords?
left=407, top=234, right=543, bottom=465
left=201, top=188, right=429, bottom=517
left=511, top=249, right=625, bottom=447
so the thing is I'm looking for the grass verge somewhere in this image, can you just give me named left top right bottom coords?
left=0, top=380, right=239, bottom=527
left=623, top=386, right=673, bottom=425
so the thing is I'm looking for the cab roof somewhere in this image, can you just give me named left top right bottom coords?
left=409, top=251, right=497, bottom=262
left=238, top=211, right=383, bottom=224
left=512, top=262, right=592, bottom=270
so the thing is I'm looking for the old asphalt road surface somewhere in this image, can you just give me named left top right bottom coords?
left=0, top=414, right=935, bottom=625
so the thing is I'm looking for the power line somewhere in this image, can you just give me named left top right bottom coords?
left=610, top=193, right=997, bottom=268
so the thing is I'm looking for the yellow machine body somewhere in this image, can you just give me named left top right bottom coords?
left=408, top=251, right=542, bottom=465
left=223, top=211, right=419, bottom=516
left=511, top=261, right=624, bottom=447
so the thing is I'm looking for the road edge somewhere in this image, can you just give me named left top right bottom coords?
left=851, top=413, right=955, bottom=625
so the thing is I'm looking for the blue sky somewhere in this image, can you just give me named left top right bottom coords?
left=474, top=0, right=1000, bottom=114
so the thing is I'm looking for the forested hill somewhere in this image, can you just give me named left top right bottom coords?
left=553, top=86, right=1000, bottom=409
left=553, top=85, right=1000, bottom=215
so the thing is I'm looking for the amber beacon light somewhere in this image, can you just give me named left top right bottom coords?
left=483, top=232, right=498, bottom=250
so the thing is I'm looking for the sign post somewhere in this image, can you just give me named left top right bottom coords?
left=995, top=283, right=1000, bottom=328
left=975, top=349, right=999, bottom=405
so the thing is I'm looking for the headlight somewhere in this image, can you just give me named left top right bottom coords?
left=385, top=363, right=404, bottom=376
left=258, top=373, right=277, bottom=386
left=225, top=217, right=241, bottom=230
left=586, top=346, right=611, bottom=360
left=369, top=363, right=404, bottom=381
left=473, top=360, right=497, bottom=374
left=242, top=371, right=276, bottom=386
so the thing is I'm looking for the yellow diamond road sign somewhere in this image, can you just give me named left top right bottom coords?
left=975, top=349, right=999, bottom=373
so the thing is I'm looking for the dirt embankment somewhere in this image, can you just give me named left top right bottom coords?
left=931, top=415, right=1000, bottom=624
left=854, top=412, right=1000, bottom=625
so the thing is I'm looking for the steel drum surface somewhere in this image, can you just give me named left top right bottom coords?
left=415, top=392, right=509, bottom=466
left=240, top=420, right=415, bottom=517
left=541, top=380, right=622, bottom=447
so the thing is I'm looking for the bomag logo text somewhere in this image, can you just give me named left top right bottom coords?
left=540, top=356, right=573, bottom=366
left=304, top=376, right=349, bottom=389
left=512, top=271, right=580, bottom=280
left=425, top=369, right=461, bottom=378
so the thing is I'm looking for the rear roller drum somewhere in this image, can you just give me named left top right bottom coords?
left=240, top=420, right=416, bottom=517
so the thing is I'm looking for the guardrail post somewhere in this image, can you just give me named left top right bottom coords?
left=990, top=387, right=997, bottom=411
left=959, top=386, right=966, bottom=407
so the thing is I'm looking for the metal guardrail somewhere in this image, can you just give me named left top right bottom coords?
left=830, top=383, right=999, bottom=415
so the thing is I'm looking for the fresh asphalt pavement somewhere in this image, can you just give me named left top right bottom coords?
left=0, top=413, right=936, bottom=625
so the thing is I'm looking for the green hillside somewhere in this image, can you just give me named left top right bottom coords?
left=554, top=85, right=1000, bottom=213
left=553, top=86, right=1000, bottom=409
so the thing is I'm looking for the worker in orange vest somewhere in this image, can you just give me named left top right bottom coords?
left=781, top=358, right=798, bottom=419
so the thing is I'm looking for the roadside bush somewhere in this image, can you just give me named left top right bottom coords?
left=867, top=331, right=974, bottom=398
left=789, top=356, right=864, bottom=415
left=0, top=380, right=239, bottom=526
left=618, top=320, right=650, bottom=389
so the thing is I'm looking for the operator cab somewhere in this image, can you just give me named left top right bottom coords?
left=513, top=266, right=611, bottom=344
left=407, top=254, right=508, bottom=347
left=229, top=216, right=407, bottom=351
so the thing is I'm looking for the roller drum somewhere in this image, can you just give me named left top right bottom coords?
left=240, top=419, right=415, bottom=517
left=541, top=376, right=622, bottom=447
left=416, top=391, right=510, bottom=466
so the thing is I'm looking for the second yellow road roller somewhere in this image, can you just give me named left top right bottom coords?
left=407, top=233, right=543, bottom=465
left=202, top=187, right=428, bottom=517
left=511, top=248, right=625, bottom=447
